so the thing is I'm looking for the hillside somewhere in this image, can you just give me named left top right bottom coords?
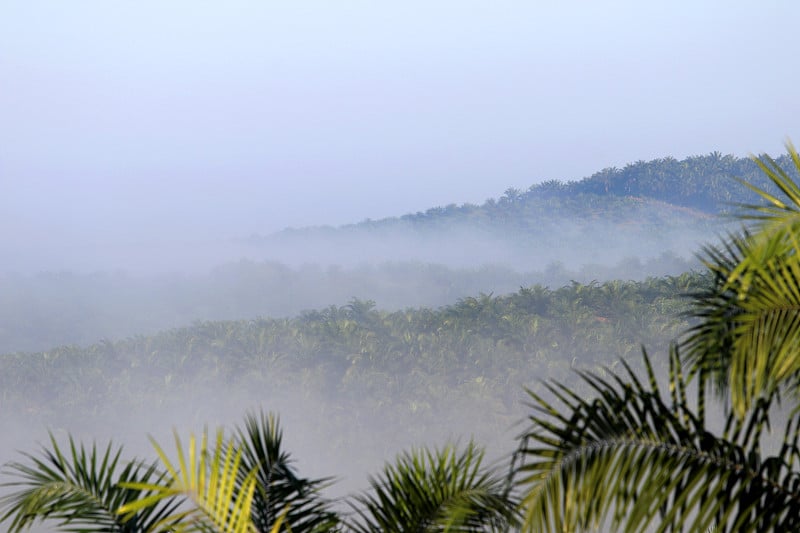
left=4, top=151, right=777, bottom=354
left=0, top=274, right=704, bottom=494
left=251, top=152, right=796, bottom=269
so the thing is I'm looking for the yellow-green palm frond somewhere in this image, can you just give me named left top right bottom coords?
left=117, top=428, right=258, bottom=533
left=683, top=141, right=800, bottom=417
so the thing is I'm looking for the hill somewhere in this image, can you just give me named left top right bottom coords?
left=6, top=151, right=783, bottom=353
left=0, top=274, right=704, bottom=495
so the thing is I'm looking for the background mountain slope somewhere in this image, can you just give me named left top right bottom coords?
left=6, top=151, right=792, bottom=354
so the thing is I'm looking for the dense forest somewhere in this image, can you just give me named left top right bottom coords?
left=0, top=274, right=701, bottom=459
left=257, top=152, right=800, bottom=239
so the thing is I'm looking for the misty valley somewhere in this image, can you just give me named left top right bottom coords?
left=4, top=151, right=800, bottom=531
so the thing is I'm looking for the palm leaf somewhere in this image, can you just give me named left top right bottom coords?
left=117, top=428, right=258, bottom=533
left=682, top=142, right=800, bottom=416
left=515, top=348, right=800, bottom=532
left=349, top=441, right=518, bottom=532
left=235, top=411, right=340, bottom=532
left=0, top=433, right=180, bottom=532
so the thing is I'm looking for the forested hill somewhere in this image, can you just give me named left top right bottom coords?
left=281, top=152, right=797, bottom=236
left=250, top=152, right=800, bottom=269
left=0, top=273, right=703, bottom=484
left=536, top=151, right=795, bottom=213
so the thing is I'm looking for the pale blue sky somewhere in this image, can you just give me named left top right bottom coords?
left=1, top=1, right=799, bottom=259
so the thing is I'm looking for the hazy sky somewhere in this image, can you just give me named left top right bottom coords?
left=2, top=1, right=799, bottom=251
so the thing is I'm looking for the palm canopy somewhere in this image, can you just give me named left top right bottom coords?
left=348, top=442, right=518, bottom=532
left=515, top=348, right=800, bottom=532
left=0, top=412, right=332, bottom=533
left=683, top=141, right=800, bottom=416
left=515, top=142, right=800, bottom=531
left=0, top=434, right=181, bottom=532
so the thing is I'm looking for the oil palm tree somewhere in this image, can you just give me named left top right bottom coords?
left=348, top=442, right=518, bottom=532
left=0, top=413, right=334, bottom=533
left=116, top=428, right=261, bottom=533
left=234, top=411, right=339, bottom=533
left=514, top=142, right=800, bottom=532
left=0, top=434, right=182, bottom=532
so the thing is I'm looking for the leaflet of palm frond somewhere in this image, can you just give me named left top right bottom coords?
left=515, top=348, right=800, bottom=532
left=0, top=433, right=181, bottom=532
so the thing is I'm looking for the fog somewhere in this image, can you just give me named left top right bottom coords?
left=2, top=0, right=800, bottom=529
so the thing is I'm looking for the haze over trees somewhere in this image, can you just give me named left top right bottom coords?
left=3, top=146, right=800, bottom=531
left=8, top=151, right=799, bottom=354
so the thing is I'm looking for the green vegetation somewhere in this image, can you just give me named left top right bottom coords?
left=5, top=146, right=800, bottom=531
left=516, top=144, right=800, bottom=530
left=0, top=253, right=696, bottom=355
left=0, top=274, right=701, bottom=441
left=0, top=270, right=702, bottom=531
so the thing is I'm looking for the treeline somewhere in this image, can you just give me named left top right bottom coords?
left=0, top=272, right=705, bottom=478
left=547, top=151, right=797, bottom=212
left=247, top=153, right=786, bottom=269
left=0, top=253, right=696, bottom=355
left=261, top=152, right=796, bottom=242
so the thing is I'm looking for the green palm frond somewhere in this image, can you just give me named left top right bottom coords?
left=117, top=428, right=258, bottom=533
left=683, top=142, right=800, bottom=416
left=515, top=348, right=800, bottom=533
left=733, top=140, right=800, bottom=227
left=235, top=411, right=340, bottom=532
left=349, top=442, right=518, bottom=532
left=0, top=433, right=180, bottom=532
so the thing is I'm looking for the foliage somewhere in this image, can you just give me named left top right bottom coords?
left=7, top=147, right=800, bottom=532
left=0, top=255, right=697, bottom=356
left=0, top=417, right=310, bottom=533
left=117, top=428, right=259, bottom=533
left=0, top=274, right=699, bottom=468
left=234, top=412, right=339, bottom=533
left=684, top=142, right=800, bottom=416
left=514, top=142, right=800, bottom=531
left=0, top=435, right=181, bottom=532
left=515, top=348, right=800, bottom=532
left=348, top=442, right=518, bottom=532
left=0, top=417, right=514, bottom=533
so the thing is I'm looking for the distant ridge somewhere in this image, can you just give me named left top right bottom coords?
left=240, top=152, right=800, bottom=270
left=261, top=152, right=795, bottom=240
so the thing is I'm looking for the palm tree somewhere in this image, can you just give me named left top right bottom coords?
left=0, top=413, right=332, bottom=533
left=234, top=411, right=339, bottom=533
left=116, top=428, right=261, bottom=533
left=348, top=442, right=518, bottom=532
left=514, top=142, right=800, bottom=532
left=0, top=434, right=181, bottom=532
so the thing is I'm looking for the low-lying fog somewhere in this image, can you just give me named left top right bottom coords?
left=0, top=223, right=706, bottom=354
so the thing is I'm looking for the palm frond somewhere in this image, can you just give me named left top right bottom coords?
left=235, top=410, right=340, bottom=532
left=682, top=142, right=800, bottom=417
left=0, top=433, right=180, bottom=532
left=515, top=348, right=800, bottom=532
left=349, top=442, right=518, bottom=532
left=117, top=428, right=258, bottom=533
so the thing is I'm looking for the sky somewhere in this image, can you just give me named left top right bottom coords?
left=2, top=1, right=799, bottom=259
